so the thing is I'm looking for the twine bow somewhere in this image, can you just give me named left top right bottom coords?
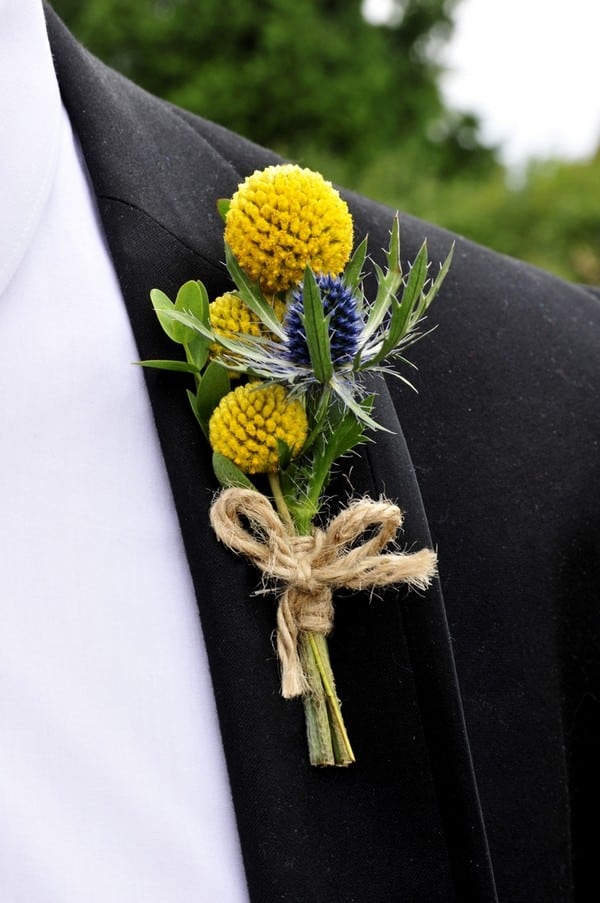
left=209, top=488, right=437, bottom=698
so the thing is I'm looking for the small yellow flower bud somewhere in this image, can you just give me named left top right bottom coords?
left=209, top=292, right=286, bottom=348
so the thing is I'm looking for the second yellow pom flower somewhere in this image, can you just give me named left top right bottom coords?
left=210, top=291, right=286, bottom=343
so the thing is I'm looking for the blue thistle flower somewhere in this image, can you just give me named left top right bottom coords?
left=166, top=217, right=452, bottom=429
left=284, top=275, right=364, bottom=367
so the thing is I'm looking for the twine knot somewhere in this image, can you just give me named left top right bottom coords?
left=209, top=488, right=437, bottom=698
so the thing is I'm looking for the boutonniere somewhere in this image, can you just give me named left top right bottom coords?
left=142, top=164, right=452, bottom=766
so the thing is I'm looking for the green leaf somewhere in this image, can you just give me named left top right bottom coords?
left=186, top=389, right=205, bottom=430
left=225, top=244, right=286, bottom=340
left=360, top=262, right=388, bottom=341
left=326, top=399, right=372, bottom=459
left=300, top=268, right=333, bottom=384
left=372, top=252, right=425, bottom=360
left=150, top=282, right=211, bottom=348
left=331, top=377, right=390, bottom=432
left=311, top=424, right=355, bottom=490
left=150, top=289, right=173, bottom=309
left=192, top=360, right=231, bottom=435
left=158, top=307, right=218, bottom=374
left=173, top=280, right=210, bottom=346
left=175, top=280, right=209, bottom=318
left=363, top=214, right=402, bottom=339
left=217, top=198, right=231, bottom=221
left=150, top=288, right=181, bottom=343
left=364, top=241, right=430, bottom=368
left=277, top=439, right=293, bottom=470
left=360, top=259, right=402, bottom=345
left=279, top=461, right=319, bottom=531
left=299, top=397, right=373, bottom=509
left=180, top=281, right=211, bottom=370
left=421, top=242, right=454, bottom=313
left=212, top=452, right=257, bottom=491
left=136, top=359, right=200, bottom=374
left=385, top=213, right=401, bottom=275
left=159, top=308, right=213, bottom=339
left=344, top=235, right=368, bottom=291
left=398, top=240, right=429, bottom=316
left=185, top=335, right=211, bottom=372
left=371, top=297, right=411, bottom=365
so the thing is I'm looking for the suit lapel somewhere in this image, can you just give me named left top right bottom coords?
left=362, top=379, right=498, bottom=899
left=45, top=7, right=496, bottom=899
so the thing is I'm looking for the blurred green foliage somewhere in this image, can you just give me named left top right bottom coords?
left=313, top=146, right=600, bottom=284
left=53, top=0, right=599, bottom=284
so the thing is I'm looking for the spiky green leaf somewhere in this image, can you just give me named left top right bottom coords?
left=331, top=376, right=390, bottom=432
left=399, top=241, right=429, bottom=315
left=360, top=258, right=403, bottom=345
left=344, top=235, right=368, bottom=291
left=224, top=244, right=286, bottom=339
left=421, top=243, right=455, bottom=312
left=159, top=308, right=213, bottom=340
left=385, top=214, right=401, bottom=276
left=300, top=268, right=333, bottom=384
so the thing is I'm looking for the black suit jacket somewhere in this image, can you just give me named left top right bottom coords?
left=45, top=7, right=600, bottom=901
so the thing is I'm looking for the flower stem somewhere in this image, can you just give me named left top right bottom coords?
left=270, top=469, right=354, bottom=766
left=302, top=386, right=332, bottom=452
left=307, top=633, right=355, bottom=766
left=268, top=472, right=295, bottom=534
left=299, top=633, right=335, bottom=766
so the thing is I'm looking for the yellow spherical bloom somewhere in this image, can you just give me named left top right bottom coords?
left=209, top=292, right=286, bottom=347
left=209, top=383, right=308, bottom=474
left=224, top=164, right=353, bottom=294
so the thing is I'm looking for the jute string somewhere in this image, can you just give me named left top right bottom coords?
left=209, top=488, right=437, bottom=698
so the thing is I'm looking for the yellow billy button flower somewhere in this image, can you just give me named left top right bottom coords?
left=209, top=292, right=286, bottom=350
left=224, top=164, right=353, bottom=294
left=209, top=383, right=308, bottom=474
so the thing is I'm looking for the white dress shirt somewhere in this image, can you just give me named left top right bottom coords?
left=0, top=2, right=248, bottom=899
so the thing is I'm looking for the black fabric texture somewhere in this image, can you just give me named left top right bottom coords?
left=44, top=5, right=600, bottom=901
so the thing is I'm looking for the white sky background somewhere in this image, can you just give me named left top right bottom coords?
left=363, top=0, right=600, bottom=168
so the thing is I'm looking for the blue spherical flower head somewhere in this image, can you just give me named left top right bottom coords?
left=284, top=275, right=364, bottom=368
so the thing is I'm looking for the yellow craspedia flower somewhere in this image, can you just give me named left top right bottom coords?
left=209, top=383, right=308, bottom=474
left=209, top=292, right=286, bottom=347
left=224, top=164, right=353, bottom=294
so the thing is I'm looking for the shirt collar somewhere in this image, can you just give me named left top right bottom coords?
left=0, top=0, right=62, bottom=297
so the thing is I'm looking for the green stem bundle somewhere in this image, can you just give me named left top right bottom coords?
left=271, top=473, right=354, bottom=767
